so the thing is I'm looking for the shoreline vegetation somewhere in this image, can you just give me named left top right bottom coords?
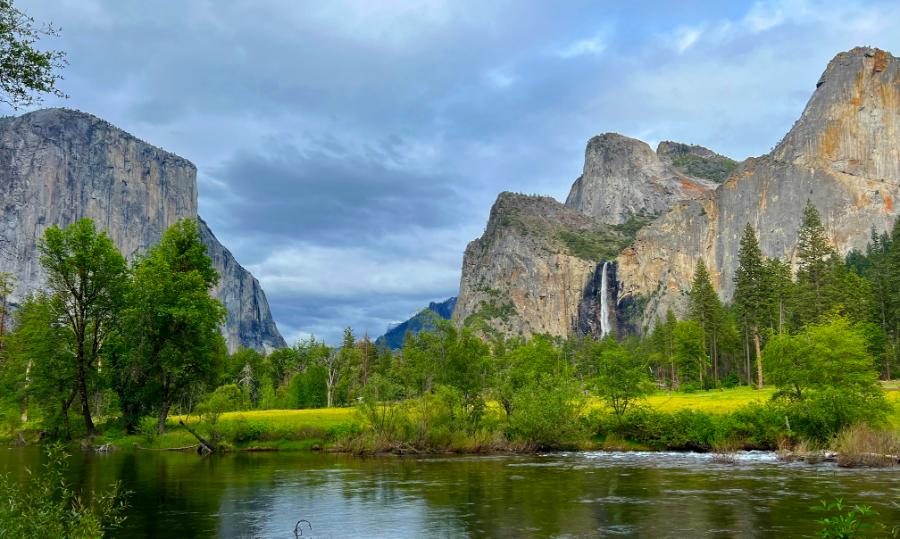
left=5, top=384, right=897, bottom=467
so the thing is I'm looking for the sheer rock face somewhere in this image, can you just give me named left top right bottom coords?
left=452, top=193, right=603, bottom=338
left=564, top=133, right=717, bottom=225
left=0, top=108, right=285, bottom=352
left=616, top=47, right=900, bottom=324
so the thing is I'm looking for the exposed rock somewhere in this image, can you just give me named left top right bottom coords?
left=199, top=219, right=286, bottom=353
left=564, top=133, right=718, bottom=225
left=452, top=192, right=624, bottom=338
left=616, top=47, right=900, bottom=324
left=375, top=297, right=456, bottom=349
left=0, top=108, right=285, bottom=352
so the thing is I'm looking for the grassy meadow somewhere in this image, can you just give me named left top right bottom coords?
left=86, top=382, right=899, bottom=452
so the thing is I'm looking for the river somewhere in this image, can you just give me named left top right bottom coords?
left=1, top=448, right=897, bottom=537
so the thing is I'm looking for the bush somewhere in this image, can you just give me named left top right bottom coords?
left=506, top=375, right=585, bottom=450
left=0, top=444, right=129, bottom=538
left=591, top=401, right=790, bottom=451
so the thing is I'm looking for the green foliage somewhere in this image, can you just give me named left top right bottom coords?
left=39, top=218, right=127, bottom=436
left=794, top=202, right=843, bottom=326
left=588, top=338, right=652, bottom=417
left=506, top=373, right=585, bottom=450
left=0, top=444, right=128, bottom=538
left=671, top=153, right=737, bottom=183
left=116, top=219, right=226, bottom=433
left=811, top=499, right=879, bottom=539
left=0, top=0, right=67, bottom=109
left=556, top=216, right=650, bottom=262
left=764, top=317, right=889, bottom=440
left=689, top=259, right=725, bottom=386
left=198, top=383, right=244, bottom=427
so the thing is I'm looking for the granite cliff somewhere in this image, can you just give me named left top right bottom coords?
left=452, top=193, right=629, bottom=338
left=0, top=108, right=285, bottom=352
left=564, top=133, right=719, bottom=225
left=617, top=46, right=900, bottom=325
left=455, top=47, right=900, bottom=339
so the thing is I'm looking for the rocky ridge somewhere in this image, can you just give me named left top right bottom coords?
left=617, top=46, right=900, bottom=325
left=454, top=46, right=900, bottom=339
left=564, top=133, right=718, bottom=225
left=452, top=193, right=625, bottom=338
left=0, top=108, right=285, bottom=352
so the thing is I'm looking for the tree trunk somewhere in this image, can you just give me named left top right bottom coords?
left=712, top=332, right=719, bottom=386
left=158, top=377, right=170, bottom=434
left=754, top=331, right=763, bottom=389
left=21, top=360, right=32, bottom=423
left=77, top=349, right=96, bottom=436
left=179, top=420, right=215, bottom=454
left=744, top=330, right=752, bottom=386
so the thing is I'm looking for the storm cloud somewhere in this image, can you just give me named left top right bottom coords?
left=21, top=0, right=900, bottom=343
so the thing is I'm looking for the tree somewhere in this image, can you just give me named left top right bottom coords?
left=0, top=0, right=67, bottom=108
left=763, top=257, right=792, bottom=334
left=794, top=201, right=839, bottom=325
left=118, top=219, right=226, bottom=433
left=2, top=293, right=75, bottom=436
left=763, top=316, right=887, bottom=437
left=591, top=339, right=651, bottom=418
left=673, top=320, right=707, bottom=388
left=689, top=259, right=723, bottom=387
left=39, top=219, right=127, bottom=436
left=733, top=224, right=767, bottom=388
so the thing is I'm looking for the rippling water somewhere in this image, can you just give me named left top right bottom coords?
left=1, top=447, right=897, bottom=538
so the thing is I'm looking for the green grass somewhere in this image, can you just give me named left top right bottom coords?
left=644, top=386, right=777, bottom=414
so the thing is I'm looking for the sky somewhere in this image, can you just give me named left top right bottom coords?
left=21, top=0, right=900, bottom=345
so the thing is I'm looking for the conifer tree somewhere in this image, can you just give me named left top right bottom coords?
left=689, top=259, right=723, bottom=387
left=794, top=201, right=838, bottom=325
left=733, top=224, right=767, bottom=387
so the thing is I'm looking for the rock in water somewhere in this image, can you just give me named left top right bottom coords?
left=0, top=108, right=285, bottom=352
left=617, top=47, right=900, bottom=323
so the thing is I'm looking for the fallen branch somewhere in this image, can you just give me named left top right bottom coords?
left=178, top=420, right=216, bottom=454
left=134, top=443, right=200, bottom=452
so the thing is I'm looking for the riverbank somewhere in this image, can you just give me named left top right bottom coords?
left=5, top=385, right=898, bottom=460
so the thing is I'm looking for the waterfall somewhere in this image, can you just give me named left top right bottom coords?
left=599, top=261, right=610, bottom=338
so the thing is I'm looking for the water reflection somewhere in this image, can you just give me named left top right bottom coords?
left=1, top=448, right=898, bottom=538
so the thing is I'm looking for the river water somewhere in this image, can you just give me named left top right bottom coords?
left=1, top=448, right=898, bottom=538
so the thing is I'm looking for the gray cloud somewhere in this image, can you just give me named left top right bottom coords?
left=21, top=0, right=900, bottom=343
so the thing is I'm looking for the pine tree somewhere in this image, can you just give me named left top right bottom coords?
left=763, top=257, right=793, bottom=334
left=689, top=259, right=723, bottom=387
left=794, top=201, right=838, bottom=325
left=733, top=224, right=767, bottom=387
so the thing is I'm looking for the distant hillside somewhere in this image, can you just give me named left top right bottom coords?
left=376, top=297, right=457, bottom=349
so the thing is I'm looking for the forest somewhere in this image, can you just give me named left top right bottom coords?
left=0, top=201, right=895, bottom=458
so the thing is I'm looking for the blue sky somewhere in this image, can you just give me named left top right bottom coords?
left=23, top=0, right=900, bottom=344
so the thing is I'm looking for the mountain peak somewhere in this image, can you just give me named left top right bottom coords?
left=775, top=46, right=900, bottom=181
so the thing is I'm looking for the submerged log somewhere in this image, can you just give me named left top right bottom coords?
left=178, top=420, right=215, bottom=454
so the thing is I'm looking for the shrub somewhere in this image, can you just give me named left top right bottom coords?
left=833, top=424, right=899, bottom=467
left=0, top=444, right=129, bottom=538
left=506, top=375, right=585, bottom=450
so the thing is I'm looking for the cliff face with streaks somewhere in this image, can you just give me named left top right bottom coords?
left=616, top=47, right=900, bottom=324
left=564, top=133, right=718, bottom=225
left=455, top=47, right=900, bottom=338
left=0, top=108, right=285, bottom=352
left=452, top=192, right=626, bottom=338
